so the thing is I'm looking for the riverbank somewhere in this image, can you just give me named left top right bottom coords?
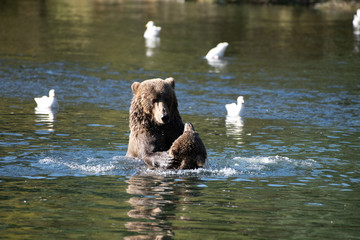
left=313, top=0, right=360, bottom=11
left=218, top=0, right=360, bottom=11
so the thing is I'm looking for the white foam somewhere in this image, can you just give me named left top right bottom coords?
left=144, top=166, right=238, bottom=177
left=234, top=155, right=315, bottom=167
left=39, top=156, right=116, bottom=175
left=39, top=157, right=56, bottom=164
left=38, top=154, right=316, bottom=178
left=66, top=162, right=116, bottom=173
left=231, top=155, right=316, bottom=177
left=38, top=154, right=145, bottom=177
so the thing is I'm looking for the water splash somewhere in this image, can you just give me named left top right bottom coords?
left=29, top=152, right=318, bottom=179
left=34, top=150, right=318, bottom=179
left=35, top=151, right=145, bottom=178
left=132, top=155, right=317, bottom=178
left=231, top=155, right=317, bottom=177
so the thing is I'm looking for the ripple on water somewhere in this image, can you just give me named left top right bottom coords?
left=34, top=150, right=144, bottom=178
left=31, top=149, right=320, bottom=179
left=135, top=155, right=317, bottom=179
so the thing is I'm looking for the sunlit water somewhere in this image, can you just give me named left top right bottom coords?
left=1, top=0, right=360, bottom=239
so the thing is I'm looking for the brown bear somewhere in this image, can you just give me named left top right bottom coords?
left=126, top=77, right=183, bottom=169
left=126, top=77, right=206, bottom=170
left=169, top=123, right=207, bottom=169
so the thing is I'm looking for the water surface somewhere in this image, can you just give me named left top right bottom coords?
left=1, top=0, right=360, bottom=239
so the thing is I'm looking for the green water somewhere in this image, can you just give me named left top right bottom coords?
left=1, top=0, right=359, bottom=239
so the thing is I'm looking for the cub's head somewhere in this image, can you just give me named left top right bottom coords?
left=183, top=122, right=195, bottom=133
left=131, top=77, right=177, bottom=125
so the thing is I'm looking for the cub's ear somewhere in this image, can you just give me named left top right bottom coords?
left=131, top=82, right=141, bottom=95
left=165, top=77, right=175, bottom=88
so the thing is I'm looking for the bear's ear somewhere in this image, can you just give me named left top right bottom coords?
left=165, top=77, right=175, bottom=89
left=131, top=82, right=141, bottom=95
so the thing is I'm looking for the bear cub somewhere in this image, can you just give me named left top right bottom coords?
left=169, top=123, right=207, bottom=169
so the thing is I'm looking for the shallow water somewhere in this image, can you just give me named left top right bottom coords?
left=1, top=0, right=360, bottom=239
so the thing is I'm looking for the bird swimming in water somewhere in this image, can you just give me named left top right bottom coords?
left=353, top=9, right=360, bottom=28
left=144, top=21, right=161, bottom=38
left=205, top=42, right=229, bottom=60
left=225, top=96, right=245, bottom=117
left=34, top=89, right=59, bottom=109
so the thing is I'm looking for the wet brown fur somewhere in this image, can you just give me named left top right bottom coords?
left=126, top=78, right=184, bottom=169
left=126, top=77, right=206, bottom=170
left=169, top=123, right=207, bottom=169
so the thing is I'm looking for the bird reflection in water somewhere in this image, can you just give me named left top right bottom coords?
left=145, top=37, right=161, bottom=57
left=225, top=116, right=244, bottom=144
left=34, top=107, right=58, bottom=133
left=206, top=58, right=228, bottom=73
left=353, top=29, right=360, bottom=53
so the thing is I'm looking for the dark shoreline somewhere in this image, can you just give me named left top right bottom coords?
left=213, top=0, right=360, bottom=11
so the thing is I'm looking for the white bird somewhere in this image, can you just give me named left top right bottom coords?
left=144, top=21, right=161, bottom=38
left=34, top=89, right=59, bottom=109
left=225, top=96, right=245, bottom=117
left=353, top=9, right=360, bottom=28
left=205, top=42, right=229, bottom=60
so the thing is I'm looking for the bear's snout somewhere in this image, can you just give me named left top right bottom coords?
left=161, top=113, right=170, bottom=123
left=153, top=101, right=170, bottom=124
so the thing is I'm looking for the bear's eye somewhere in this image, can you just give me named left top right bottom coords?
left=152, top=98, right=157, bottom=103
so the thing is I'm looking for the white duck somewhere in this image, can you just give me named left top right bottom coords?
left=34, top=89, right=59, bottom=109
left=225, top=96, right=245, bottom=117
left=144, top=21, right=161, bottom=38
left=205, top=42, right=229, bottom=60
left=353, top=9, right=360, bottom=28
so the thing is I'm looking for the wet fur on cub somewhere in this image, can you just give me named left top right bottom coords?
left=169, top=123, right=207, bottom=169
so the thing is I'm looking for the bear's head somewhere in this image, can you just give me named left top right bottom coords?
left=131, top=77, right=178, bottom=125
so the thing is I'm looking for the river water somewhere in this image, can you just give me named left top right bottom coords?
left=1, top=0, right=359, bottom=239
